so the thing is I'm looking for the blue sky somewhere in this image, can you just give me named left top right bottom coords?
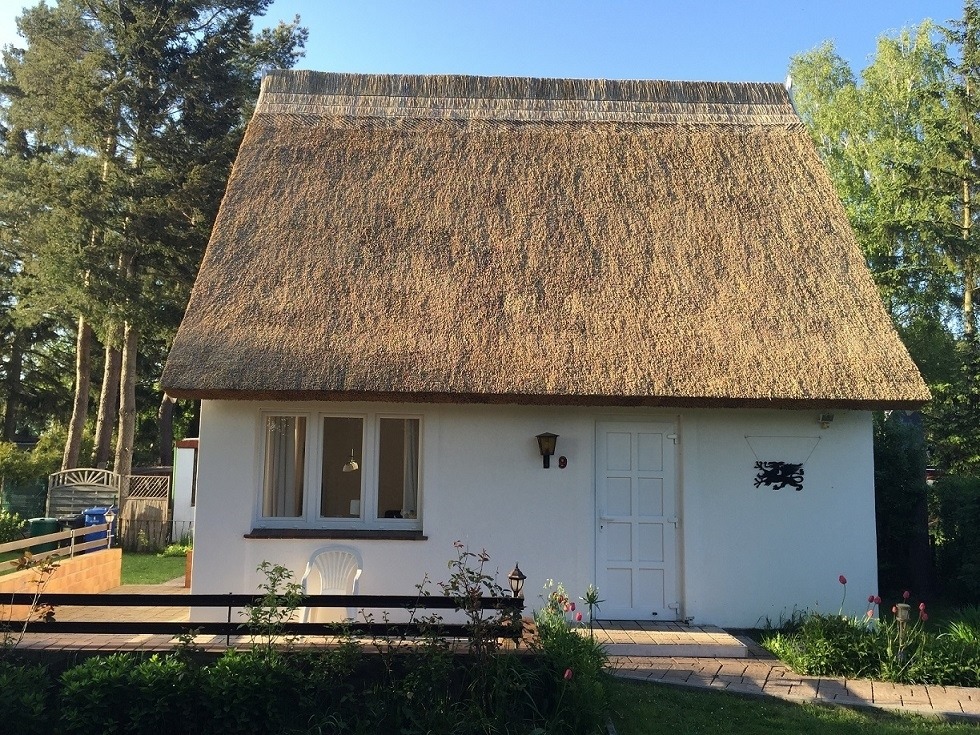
left=0, top=1, right=965, bottom=82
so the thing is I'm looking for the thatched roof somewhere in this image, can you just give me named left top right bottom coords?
left=161, top=71, right=929, bottom=409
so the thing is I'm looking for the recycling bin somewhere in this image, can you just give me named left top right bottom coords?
left=28, top=517, right=60, bottom=553
left=81, top=506, right=118, bottom=550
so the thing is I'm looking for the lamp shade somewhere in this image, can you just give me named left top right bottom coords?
left=535, top=433, right=558, bottom=468
left=508, top=562, right=526, bottom=597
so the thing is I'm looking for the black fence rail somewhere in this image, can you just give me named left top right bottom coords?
left=2, top=593, right=525, bottom=643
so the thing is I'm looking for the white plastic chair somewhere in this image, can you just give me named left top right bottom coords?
left=300, top=545, right=363, bottom=623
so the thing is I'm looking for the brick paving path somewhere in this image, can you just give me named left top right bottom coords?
left=608, top=639, right=980, bottom=722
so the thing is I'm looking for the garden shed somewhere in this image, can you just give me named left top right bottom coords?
left=161, top=70, right=928, bottom=627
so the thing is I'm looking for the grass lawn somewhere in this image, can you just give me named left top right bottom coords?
left=121, top=551, right=186, bottom=585
left=608, top=679, right=979, bottom=734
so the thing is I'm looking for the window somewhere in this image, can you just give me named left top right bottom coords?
left=258, top=411, right=421, bottom=529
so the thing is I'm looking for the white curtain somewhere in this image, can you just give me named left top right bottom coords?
left=402, top=419, right=419, bottom=517
left=263, top=416, right=305, bottom=517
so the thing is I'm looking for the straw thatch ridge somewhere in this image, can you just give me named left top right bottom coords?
left=256, top=71, right=801, bottom=126
left=161, top=71, right=929, bottom=408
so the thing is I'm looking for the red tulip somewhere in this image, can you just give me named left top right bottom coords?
left=564, top=668, right=573, bottom=681
left=903, top=590, right=910, bottom=600
left=576, top=612, right=583, bottom=622
left=874, top=596, right=881, bottom=605
left=919, top=602, right=926, bottom=611
left=839, top=575, right=847, bottom=585
left=920, top=611, right=929, bottom=622
left=867, top=595, right=875, bottom=603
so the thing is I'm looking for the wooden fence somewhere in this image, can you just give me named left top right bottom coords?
left=0, top=523, right=113, bottom=563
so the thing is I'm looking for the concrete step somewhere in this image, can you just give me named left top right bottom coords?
left=588, top=621, right=750, bottom=658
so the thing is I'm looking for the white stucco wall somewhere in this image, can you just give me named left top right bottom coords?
left=192, top=400, right=878, bottom=628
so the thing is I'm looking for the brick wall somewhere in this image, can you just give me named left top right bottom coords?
left=0, top=549, right=122, bottom=620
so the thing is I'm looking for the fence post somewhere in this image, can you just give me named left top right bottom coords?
left=227, top=593, right=233, bottom=646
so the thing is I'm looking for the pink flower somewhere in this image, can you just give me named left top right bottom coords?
left=839, top=575, right=847, bottom=585
left=576, top=612, right=583, bottom=622
left=569, top=602, right=576, bottom=611
left=920, top=611, right=929, bottom=622
left=919, top=602, right=926, bottom=611
left=874, top=596, right=881, bottom=605
left=564, top=668, right=573, bottom=681
left=865, top=609, right=874, bottom=619
left=892, top=605, right=898, bottom=614
left=903, top=590, right=910, bottom=600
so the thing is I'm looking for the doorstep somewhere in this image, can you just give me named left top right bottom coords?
left=588, top=620, right=749, bottom=658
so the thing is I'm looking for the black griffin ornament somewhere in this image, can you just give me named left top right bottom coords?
left=753, top=461, right=804, bottom=491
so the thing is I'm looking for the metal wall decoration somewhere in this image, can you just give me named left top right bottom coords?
left=753, top=461, right=804, bottom=491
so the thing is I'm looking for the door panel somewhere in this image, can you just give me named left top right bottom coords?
left=596, top=421, right=678, bottom=620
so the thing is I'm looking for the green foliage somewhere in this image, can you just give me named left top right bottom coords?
left=930, top=475, right=980, bottom=601
left=59, top=653, right=136, bottom=734
left=0, top=508, right=25, bottom=543
left=872, top=413, right=929, bottom=592
left=159, top=542, right=192, bottom=557
left=0, top=431, right=63, bottom=486
left=533, top=580, right=610, bottom=734
left=0, top=660, right=53, bottom=735
left=763, top=602, right=980, bottom=687
left=198, top=650, right=305, bottom=734
left=242, top=560, right=304, bottom=655
left=0, top=0, right=307, bottom=460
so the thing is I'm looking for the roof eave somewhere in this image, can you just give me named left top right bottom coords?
left=161, top=387, right=929, bottom=411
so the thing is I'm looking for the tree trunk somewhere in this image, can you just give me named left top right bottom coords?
left=113, top=321, right=138, bottom=502
left=62, top=315, right=93, bottom=470
left=2, top=331, right=25, bottom=441
left=91, top=324, right=122, bottom=468
left=157, top=393, right=176, bottom=466
left=963, top=174, right=974, bottom=336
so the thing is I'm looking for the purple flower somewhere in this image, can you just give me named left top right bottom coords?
left=839, top=575, right=847, bottom=585
left=903, top=590, right=910, bottom=600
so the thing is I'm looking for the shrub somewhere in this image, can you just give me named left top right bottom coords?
left=59, top=653, right=137, bottom=734
left=0, top=660, right=53, bottom=735
left=0, top=509, right=25, bottom=543
left=763, top=600, right=980, bottom=687
left=931, top=475, right=980, bottom=602
left=159, top=542, right=192, bottom=557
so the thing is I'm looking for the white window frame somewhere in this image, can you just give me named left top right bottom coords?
left=255, top=409, right=422, bottom=531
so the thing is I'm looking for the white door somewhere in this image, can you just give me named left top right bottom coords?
left=596, top=421, right=678, bottom=620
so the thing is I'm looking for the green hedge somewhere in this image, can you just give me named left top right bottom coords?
left=0, top=632, right=610, bottom=735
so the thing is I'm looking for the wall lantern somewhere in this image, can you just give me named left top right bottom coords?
left=535, top=432, right=559, bottom=468
left=103, top=507, right=117, bottom=549
left=508, top=562, right=526, bottom=598
left=817, top=413, right=834, bottom=429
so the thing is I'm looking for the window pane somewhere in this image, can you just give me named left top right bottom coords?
left=321, top=417, right=364, bottom=518
left=262, top=416, right=306, bottom=517
left=377, top=418, right=420, bottom=519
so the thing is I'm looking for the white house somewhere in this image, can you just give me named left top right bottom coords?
left=161, top=71, right=929, bottom=627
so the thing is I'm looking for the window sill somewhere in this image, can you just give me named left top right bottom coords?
left=244, top=528, right=427, bottom=541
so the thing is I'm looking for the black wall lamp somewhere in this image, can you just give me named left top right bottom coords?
left=535, top=432, right=559, bottom=468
